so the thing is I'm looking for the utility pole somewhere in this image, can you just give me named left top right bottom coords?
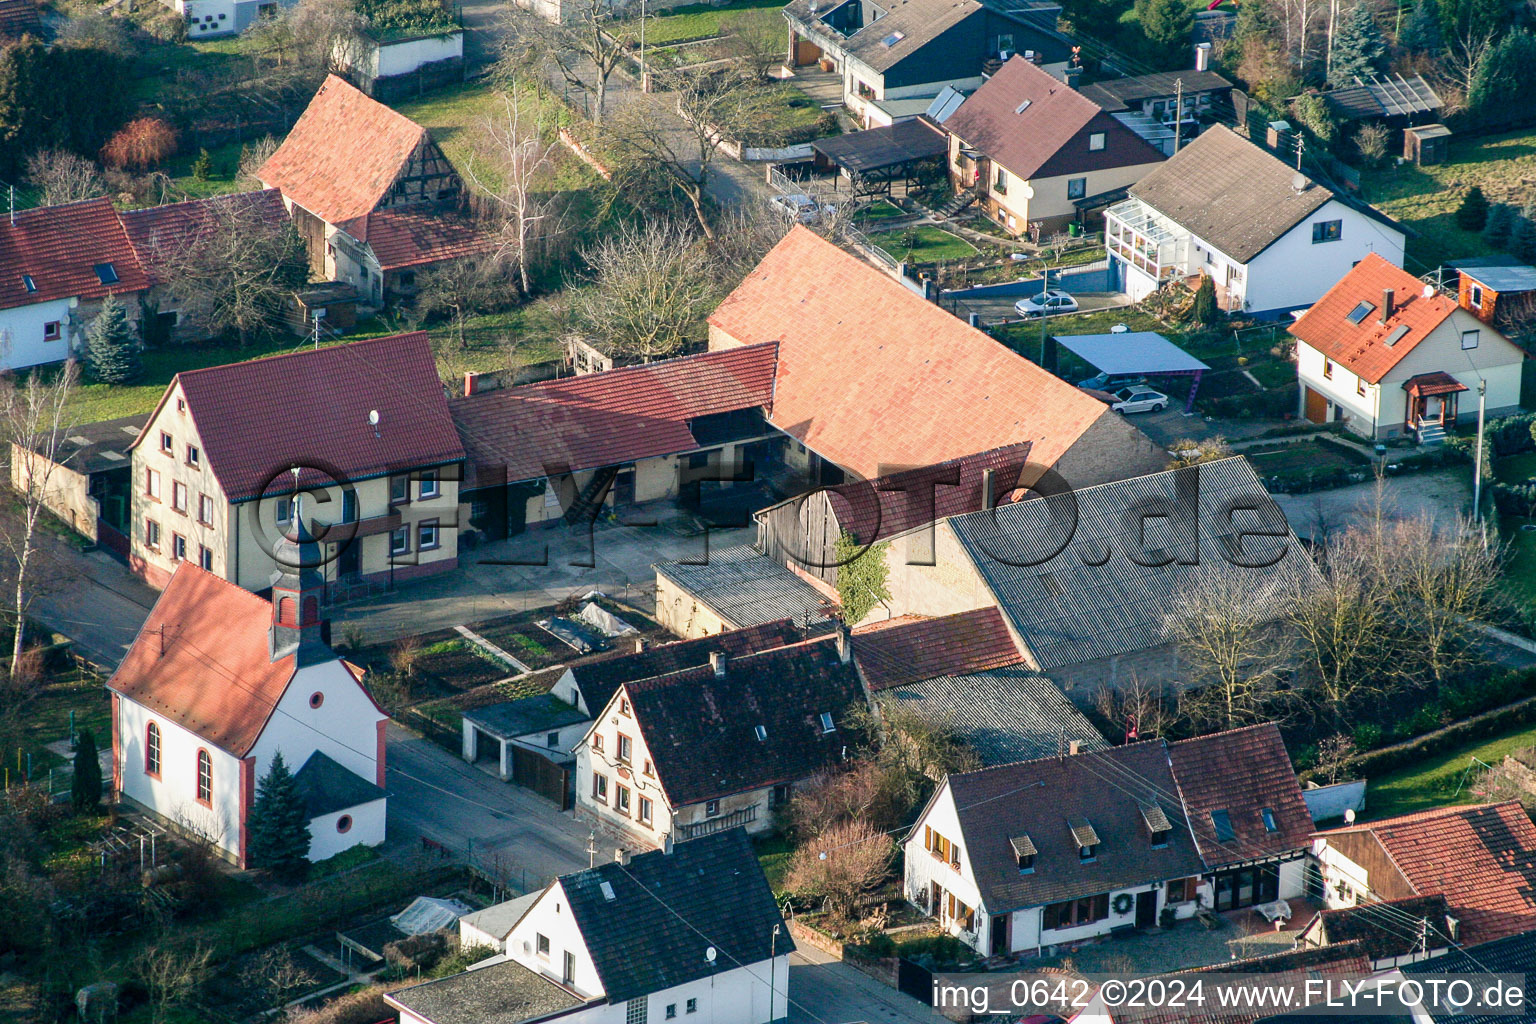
left=1295, top=133, right=1305, bottom=170
left=1173, top=78, right=1184, bottom=153
left=1472, top=379, right=1487, bottom=516
left=587, top=829, right=597, bottom=869
left=1038, top=267, right=1051, bottom=367
left=640, top=0, right=648, bottom=93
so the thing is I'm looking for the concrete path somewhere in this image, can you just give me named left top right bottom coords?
left=786, top=947, right=944, bottom=1024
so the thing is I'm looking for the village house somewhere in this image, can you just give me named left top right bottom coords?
left=388, top=830, right=792, bottom=1024
left=1105, top=125, right=1406, bottom=316
left=1311, top=802, right=1536, bottom=946
left=1076, top=68, right=1234, bottom=147
left=1454, top=256, right=1536, bottom=337
left=107, top=557, right=388, bottom=867
left=0, top=197, right=149, bottom=371
left=258, top=74, right=490, bottom=310
left=903, top=723, right=1313, bottom=956
left=942, top=56, right=1167, bottom=234
left=574, top=630, right=864, bottom=848
left=10, top=413, right=143, bottom=548
left=118, top=189, right=294, bottom=344
left=1289, top=253, right=1526, bottom=442
left=167, top=0, right=292, bottom=38
left=127, top=332, right=465, bottom=593
left=708, top=226, right=1168, bottom=488
left=782, top=0, right=1075, bottom=128
left=850, top=608, right=1107, bottom=765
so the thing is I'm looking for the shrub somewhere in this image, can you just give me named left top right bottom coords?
left=1351, top=723, right=1382, bottom=750
left=99, top=118, right=178, bottom=171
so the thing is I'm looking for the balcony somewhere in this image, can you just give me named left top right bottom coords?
left=679, top=804, right=758, bottom=840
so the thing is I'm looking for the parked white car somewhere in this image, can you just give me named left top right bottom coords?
left=1110, top=385, right=1169, bottom=414
left=770, top=194, right=835, bottom=224
left=1014, top=289, right=1079, bottom=318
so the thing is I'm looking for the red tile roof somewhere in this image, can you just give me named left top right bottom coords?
left=120, top=190, right=290, bottom=286
left=823, top=442, right=1034, bottom=544
left=1168, top=723, right=1315, bottom=867
left=257, top=75, right=429, bottom=229
left=944, top=56, right=1164, bottom=180
left=1289, top=253, right=1460, bottom=383
left=0, top=197, right=150, bottom=311
left=851, top=607, right=1021, bottom=690
left=363, top=208, right=494, bottom=271
left=1317, top=802, right=1536, bottom=943
left=107, top=564, right=297, bottom=755
left=708, top=227, right=1111, bottom=480
left=137, top=332, right=465, bottom=502
left=451, top=343, right=779, bottom=485
left=0, top=0, right=42, bottom=39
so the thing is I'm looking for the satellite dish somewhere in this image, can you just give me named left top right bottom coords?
left=1110, top=324, right=1130, bottom=334
left=705, top=947, right=717, bottom=963
left=1422, top=284, right=1435, bottom=299
left=1344, top=808, right=1356, bottom=824
left=368, top=410, right=380, bottom=426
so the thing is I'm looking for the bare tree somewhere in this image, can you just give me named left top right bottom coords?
left=413, top=256, right=516, bottom=354
left=569, top=219, right=717, bottom=361
left=148, top=193, right=311, bottom=343
left=499, top=0, right=636, bottom=126
left=716, top=10, right=784, bottom=78
left=1092, top=676, right=1177, bottom=741
left=785, top=819, right=895, bottom=922
left=237, top=135, right=280, bottom=190
left=24, top=149, right=106, bottom=207
left=1443, top=26, right=1497, bottom=103
left=464, top=87, right=569, bottom=296
left=1385, top=516, right=1502, bottom=686
left=1312, top=733, right=1358, bottom=785
left=133, top=935, right=214, bottom=1024
left=1287, top=532, right=1395, bottom=727
left=1, top=363, right=77, bottom=681
left=1166, top=572, right=1289, bottom=730
left=242, top=0, right=367, bottom=80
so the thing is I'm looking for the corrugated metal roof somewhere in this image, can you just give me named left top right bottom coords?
left=655, top=545, right=834, bottom=630
left=947, top=458, right=1316, bottom=670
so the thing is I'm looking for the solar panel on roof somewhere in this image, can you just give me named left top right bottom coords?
left=1383, top=324, right=1410, bottom=347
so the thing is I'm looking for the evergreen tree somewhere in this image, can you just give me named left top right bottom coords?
left=1399, top=0, right=1442, bottom=53
left=1483, top=203, right=1516, bottom=249
left=1469, top=31, right=1536, bottom=115
left=1328, top=3, right=1388, bottom=86
left=247, top=751, right=311, bottom=882
left=84, top=293, right=141, bottom=384
left=1133, top=0, right=1196, bottom=67
left=1456, top=186, right=1490, bottom=231
left=71, top=729, right=101, bottom=811
left=1192, top=275, right=1220, bottom=324
left=1511, top=216, right=1536, bottom=264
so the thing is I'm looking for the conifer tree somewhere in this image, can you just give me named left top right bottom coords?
left=1329, top=2, right=1388, bottom=86
left=71, top=729, right=101, bottom=810
left=84, top=293, right=142, bottom=384
left=1456, top=186, right=1489, bottom=231
left=247, top=751, right=311, bottom=882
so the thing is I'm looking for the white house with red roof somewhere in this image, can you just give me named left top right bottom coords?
left=128, top=331, right=465, bottom=592
left=0, top=197, right=149, bottom=371
left=1289, top=254, right=1525, bottom=442
left=108, top=547, right=388, bottom=868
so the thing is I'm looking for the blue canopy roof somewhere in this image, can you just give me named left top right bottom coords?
left=1053, top=332, right=1211, bottom=375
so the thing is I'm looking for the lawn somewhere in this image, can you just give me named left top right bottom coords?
left=869, top=225, right=978, bottom=263
left=853, top=199, right=904, bottom=222
left=1366, top=719, right=1536, bottom=819
left=753, top=833, right=794, bottom=897
left=0, top=663, right=112, bottom=791
left=1495, top=451, right=1536, bottom=483
left=738, top=84, right=839, bottom=146
left=641, top=0, right=783, bottom=45
left=1361, top=125, right=1536, bottom=268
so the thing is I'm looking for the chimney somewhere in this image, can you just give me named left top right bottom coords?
left=835, top=622, right=851, bottom=664
left=464, top=371, right=478, bottom=397
left=1381, top=288, right=1395, bottom=324
left=981, top=468, right=995, bottom=510
left=614, top=847, right=630, bottom=865
left=710, top=651, right=727, bottom=677
left=1194, top=42, right=1211, bottom=71
left=662, top=833, right=674, bottom=855
left=1069, top=739, right=1081, bottom=756
left=633, top=637, right=647, bottom=654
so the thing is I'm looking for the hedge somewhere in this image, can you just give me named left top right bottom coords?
left=1200, top=384, right=1298, bottom=419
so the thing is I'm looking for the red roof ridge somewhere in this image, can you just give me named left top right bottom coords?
left=1166, top=721, right=1282, bottom=745
left=1314, top=800, right=1522, bottom=833
left=519, top=341, right=780, bottom=393
left=172, top=329, right=431, bottom=387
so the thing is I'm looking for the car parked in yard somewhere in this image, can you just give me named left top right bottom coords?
left=1110, top=385, right=1169, bottom=414
left=1077, top=371, right=1147, bottom=391
left=1014, top=289, right=1079, bottom=318
left=770, top=193, right=835, bottom=224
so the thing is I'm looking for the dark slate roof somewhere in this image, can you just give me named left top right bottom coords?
left=1321, top=74, right=1441, bottom=122
left=875, top=667, right=1106, bottom=765
left=654, top=546, right=836, bottom=632
left=463, top=694, right=589, bottom=740
left=23, top=414, right=146, bottom=476
left=784, top=0, right=982, bottom=74
left=946, top=457, right=1317, bottom=671
left=623, top=635, right=865, bottom=806
left=943, top=724, right=1308, bottom=912
left=292, top=749, right=387, bottom=819
left=1129, top=125, right=1336, bottom=264
left=387, top=959, right=587, bottom=1024
left=566, top=619, right=818, bottom=716
left=852, top=607, right=1023, bottom=690
left=1313, top=895, right=1452, bottom=961
left=1403, top=930, right=1536, bottom=1024
left=811, top=117, right=949, bottom=175
left=1077, top=70, right=1233, bottom=112
left=945, top=739, right=1205, bottom=912
left=560, top=829, right=792, bottom=1003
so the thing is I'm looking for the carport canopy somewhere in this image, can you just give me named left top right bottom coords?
left=1053, top=331, right=1211, bottom=412
left=812, top=117, right=948, bottom=176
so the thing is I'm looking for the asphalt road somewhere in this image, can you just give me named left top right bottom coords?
left=32, top=547, right=157, bottom=668
left=384, top=721, right=595, bottom=891
left=785, top=947, right=945, bottom=1024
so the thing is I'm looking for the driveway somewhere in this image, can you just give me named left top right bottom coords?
left=1271, top=466, right=1471, bottom=543
left=30, top=545, right=157, bottom=668
left=385, top=721, right=594, bottom=891
left=786, top=946, right=945, bottom=1024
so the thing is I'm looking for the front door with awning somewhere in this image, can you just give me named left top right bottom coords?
left=1403, top=372, right=1468, bottom=434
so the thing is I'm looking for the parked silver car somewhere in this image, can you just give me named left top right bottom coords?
left=1014, top=289, right=1079, bottom=318
left=1110, top=385, right=1169, bottom=414
left=770, top=193, right=835, bottom=224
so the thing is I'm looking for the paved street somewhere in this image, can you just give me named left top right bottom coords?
left=786, top=947, right=943, bottom=1024
left=33, top=546, right=157, bottom=668
left=385, top=721, right=594, bottom=890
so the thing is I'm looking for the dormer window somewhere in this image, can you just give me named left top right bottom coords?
left=94, top=263, right=119, bottom=284
left=1261, top=807, right=1278, bottom=833
left=1210, top=808, right=1236, bottom=842
left=1140, top=801, right=1172, bottom=848
left=1010, top=833, right=1036, bottom=873
left=754, top=724, right=768, bottom=741
left=21, top=274, right=35, bottom=293
left=1069, top=817, right=1099, bottom=862
left=819, top=712, right=835, bottom=733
